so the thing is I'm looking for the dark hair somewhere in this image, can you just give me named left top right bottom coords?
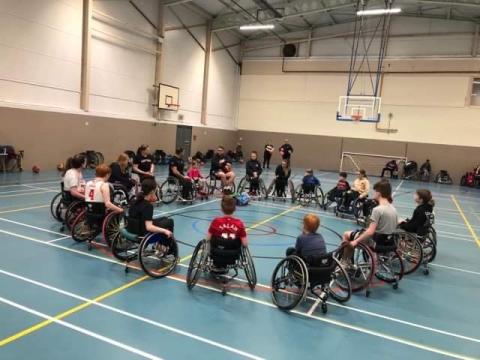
left=221, top=195, right=236, bottom=215
left=137, top=144, right=149, bottom=156
left=339, top=172, right=348, bottom=178
left=175, top=148, right=183, bottom=156
left=63, top=154, right=85, bottom=176
left=359, top=169, right=367, bottom=177
left=416, top=189, right=435, bottom=206
left=141, top=178, right=157, bottom=196
left=373, top=180, right=393, bottom=203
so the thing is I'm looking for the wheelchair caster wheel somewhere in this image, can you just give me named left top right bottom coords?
left=125, top=267, right=129, bottom=273
left=222, top=288, right=227, bottom=296
left=366, top=290, right=371, bottom=297
left=423, top=269, right=429, bottom=276
left=321, top=304, right=328, bottom=314
left=393, top=283, right=398, bottom=290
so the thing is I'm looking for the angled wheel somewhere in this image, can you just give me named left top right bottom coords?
left=259, top=179, right=268, bottom=200
left=65, top=201, right=85, bottom=231
left=271, top=256, right=308, bottom=311
left=336, top=243, right=375, bottom=292
left=95, top=152, right=104, bottom=164
left=112, top=187, right=129, bottom=207
left=394, top=231, right=423, bottom=275
left=375, top=250, right=404, bottom=283
left=50, top=193, right=63, bottom=221
left=139, top=234, right=178, bottom=278
left=328, top=257, right=352, bottom=303
left=241, top=246, right=257, bottom=289
left=71, top=210, right=99, bottom=243
left=422, top=235, right=437, bottom=263
left=315, top=186, right=325, bottom=208
left=238, top=176, right=248, bottom=193
left=102, top=212, right=122, bottom=247
left=159, top=177, right=179, bottom=204
left=266, top=179, right=275, bottom=198
left=186, top=240, right=208, bottom=290
left=352, top=199, right=364, bottom=220
left=288, top=180, right=296, bottom=203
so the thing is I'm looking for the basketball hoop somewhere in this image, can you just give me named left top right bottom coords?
left=352, top=114, right=363, bottom=123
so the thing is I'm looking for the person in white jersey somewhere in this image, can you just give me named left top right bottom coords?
left=84, top=164, right=123, bottom=213
left=62, top=154, right=86, bottom=200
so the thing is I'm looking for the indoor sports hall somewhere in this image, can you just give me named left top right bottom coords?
left=1, top=1, right=480, bottom=359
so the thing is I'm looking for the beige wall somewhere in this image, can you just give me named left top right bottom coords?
left=0, top=107, right=236, bottom=170
left=238, top=59, right=480, bottom=147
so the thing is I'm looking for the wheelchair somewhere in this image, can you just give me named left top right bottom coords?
left=408, top=212, right=436, bottom=276
left=159, top=176, right=198, bottom=204
left=110, top=216, right=178, bottom=278
left=338, top=233, right=404, bottom=297
left=266, top=178, right=295, bottom=203
left=186, top=237, right=256, bottom=295
left=238, top=175, right=267, bottom=199
left=333, top=191, right=367, bottom=220
left=393, top=230, right=424, bottom=275
left=50, top=182, right=85, bottom=231
left=271, top=252, right=351, bottom=314
left=294, top=183, right=325, bottom=207
left=207, top=172, right=236, bottom=196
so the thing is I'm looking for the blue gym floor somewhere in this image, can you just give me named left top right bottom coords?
left=0, top=164, right=479, bottom=360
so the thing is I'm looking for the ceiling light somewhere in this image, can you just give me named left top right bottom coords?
left=357, top=8, right=402, bottom=16
left=239, top=24, right=275, bottom=31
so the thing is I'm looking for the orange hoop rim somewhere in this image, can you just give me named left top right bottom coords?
left=351, top=114, right=363, bottom=122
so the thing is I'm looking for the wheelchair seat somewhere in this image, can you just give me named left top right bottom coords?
left=372, top=233, right=396, bottom=253
left=85, top=202, right=106, bottom=226
left=305, top=253, right=336, bottom=287
left=210, top=237, right=242, bottom=267
left=61, top=182, right=74, bottom=203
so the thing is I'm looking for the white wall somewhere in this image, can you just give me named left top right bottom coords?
left=0, top=0, right=240, bottom=130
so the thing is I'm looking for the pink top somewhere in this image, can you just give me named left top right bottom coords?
left=187, top=168, right=202, bottom=179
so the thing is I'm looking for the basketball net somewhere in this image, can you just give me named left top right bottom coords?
left=351, top=113, right=363, bottom=123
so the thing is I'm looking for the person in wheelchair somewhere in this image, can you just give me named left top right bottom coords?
left=132, top=144, right=155, bottom=182
left=84, top=164, right=124, bottom=220
left=169, top=148, right=193, bottom=200
left=245, top=151, right=262, bottom=195
left=128, top=178, right=174, bottom=250
left=187, top=159, right=207, bottom=196
left=339, top=169, right=369, bottom=212
left=274, top=160, right=291, bottom=197
left=381, top=159, right=398, bottom=178
left=398, top=189, right=434, bottom=236
left=62, top=154, right=87, bottom=200
left=206, top=196, right=247, bottom=272
left=302, top=169, right=320, bottom=194
left=210, top=146, right=235, bottom=190
left=286, top=214, right=326, bottom=260
left=327, top=172, right=350, bottom=204
left=341, top=180, right=398, bottom=260
left=110, top=153, right=137, bottom=194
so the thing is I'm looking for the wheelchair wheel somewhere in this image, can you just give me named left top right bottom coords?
left=266, top=179, right=275, bottom=197
left=111, top=228, right=139, bottom=262
left=375, top=250, right=404, bottom=283
left=95, top=151, right=104, bottom=164
left=112, top=187, right=129, bottom=207
left=238, top=176, right=248, bottom=193
left=271, top=256, right=308, bottom=311
left=159, top=177, right=179, bottom=204
left=352, top=199, right=364, bottom=219
left=71, top=210, right=99, bottom=243
left=327, top=258, right=352, bottom=303
left=65, top=201, right=85, bottom=230
left=395, top=232, right=423, bottom=275
left=186, top=240, right=208, bottom=290
left=139, top=234, right=178, bottom=278
left=50, top=193, right=63, bottom=221
left=102, top=212, right=122, bottom=247
left=422, top=236, right=436, bottom=263
left=288, top=180, right=295, bottom=203
left=295, top=184, right=309, bottom=206
left=258, top=179, right=268, bottom=199
left=337, top=244, right=375, bottom=292
left=315, top=186, right=325, bottom=208
left=241, top=247, right=257, bottom=289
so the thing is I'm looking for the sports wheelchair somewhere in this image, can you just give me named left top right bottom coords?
left=159, top=176, right=206, bottom=204
left=266, top=178, right=295, bottom=203
left=338, top=233, right=404, bottom=297
left=271, top=252, right=351, bottom=314
left=109, top=216, right=178, bottom=278
left=238, top=175, right=267, bottom=199
left=50, top=182, right=85, bottom=231
left=207, top=172, right=236, bottom=196
left=434, top=170, right=453, bottom=185
left=294, top=183, right=325, bottom=207
left=186, top=237, right=256, bottom=295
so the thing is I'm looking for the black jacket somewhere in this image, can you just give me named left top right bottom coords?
left=399, top=203, right=434, bottom=234
left=246, top=160, right=262, bottom=177
left=275, top=165, right=291, bottom=180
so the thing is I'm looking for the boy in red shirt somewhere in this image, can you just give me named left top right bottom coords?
left=207, top=196, right=248, bottom=247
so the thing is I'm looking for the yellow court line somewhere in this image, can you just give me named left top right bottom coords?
left=0, top=205, right=301, bottom=347
left=451, top=195, right=480, bottom=248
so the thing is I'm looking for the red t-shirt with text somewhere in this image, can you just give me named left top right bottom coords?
left=208, top=216, right=247, bottom=240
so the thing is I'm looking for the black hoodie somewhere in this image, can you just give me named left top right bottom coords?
left=399, top=202, right=434, bottom=234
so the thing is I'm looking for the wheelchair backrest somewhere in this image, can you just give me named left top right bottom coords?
left=373, top=233, right=396, bottom=253
left=210, top=237, right=242, bottom=266
left=61, top=182, right=74, bottom=203
left=126, top=216, right=143, bottom=236
left=305, top=253, right=336, bottom=287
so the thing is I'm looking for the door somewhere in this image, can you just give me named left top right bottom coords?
left=175, top=125, right=192, bottom=159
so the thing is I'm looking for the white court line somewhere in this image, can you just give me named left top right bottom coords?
left=392, top=180, right=404, bottom=197
left=0, top=269, right=264, bottom=360
left=0, top=190, right=56, bottom=198
left=306, top=298, right=321, bottom=316
left=0, top=217, right=66, bottom=237
left=0, top=188, right=50, bottom=195
left=0, top=205, right=50, bottom=214
left=22, top=184, right=59, bottom=192
left=1, top=227, right=480, bottom=354
left=47, top=236, right=71, bottom=243
left=0, top=180, right=60, bottom=188
left=430, top=263, right=480, bottom=276
left=0, top=296, right=164, bottom=360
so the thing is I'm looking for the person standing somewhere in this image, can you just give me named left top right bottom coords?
left=263, top=142, right=274, bottom=169
left=279, top=140, right=294, bottom=165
